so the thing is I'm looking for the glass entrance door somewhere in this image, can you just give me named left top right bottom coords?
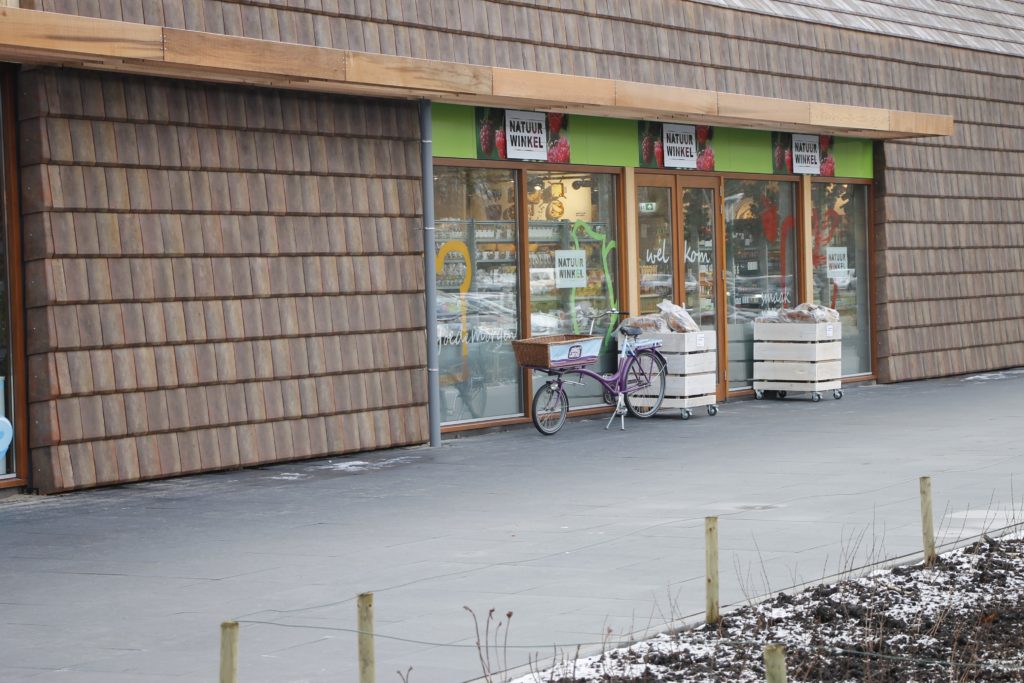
left=637, top=175, right=725, bottom=399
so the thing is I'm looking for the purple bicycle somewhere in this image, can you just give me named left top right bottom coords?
left=513, top=310, right=668, bottom=435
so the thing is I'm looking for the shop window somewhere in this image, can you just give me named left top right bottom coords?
left=527, top=172, right=620, bottom=406
left=724, top=179, right=798, bottom=390
left=812, top=182, right=871, bottom=376
left=434, top=167, right=522, bottom=423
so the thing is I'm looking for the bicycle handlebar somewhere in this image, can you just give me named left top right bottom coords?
left=580, top=309, right=629, bottom=320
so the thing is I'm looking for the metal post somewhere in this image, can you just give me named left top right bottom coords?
left=419, top=99, right=441, bottom=447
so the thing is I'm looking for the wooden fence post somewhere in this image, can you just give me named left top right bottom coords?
left=219, top=621, right=239, bottom=683
left=764, top=643, right=787, bottom=683
left=705, top=516, right=719, bottom=624
left=358, top=592, right=376, bottom=683
left=920, top=476, right=937, bottom=567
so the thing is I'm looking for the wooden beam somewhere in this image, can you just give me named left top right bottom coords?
left=614, top=81, right=718, bottom=119
left=890, top=110, right=955, bottom=137
left=718, top=93, right=812, bottom=127
left=810, top=102, right=890, bottom=133
left=623, top=167, right=640, bottom=317
left=492, top=68, right=616, bottom=107
left=347, top=52, right=491, bottom=96
left=163, top=29, right=346, bottom=83
left=0, top=7, right=162, bottom=62
left=0, top=6, right=954, bottom=140
left=800, top=175, right=814, bottom=304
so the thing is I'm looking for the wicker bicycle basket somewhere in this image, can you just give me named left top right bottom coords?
left=512, top=334, right=602, bottom=369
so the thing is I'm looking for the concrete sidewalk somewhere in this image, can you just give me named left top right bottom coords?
left=2, top=369, right=1023, bottom=682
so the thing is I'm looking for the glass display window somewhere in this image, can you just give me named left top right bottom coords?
left=724, top=179, right=798, bottom=390
left=434, top=167, right=522, bottom=423
left=526, top=171, right=621, bottom=407
left=434, top=165, right=622, bottom=424
left=812, top=182, right=871, bottom=376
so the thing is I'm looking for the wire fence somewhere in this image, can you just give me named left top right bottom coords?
left=219, top=511, right=1024, bottom=683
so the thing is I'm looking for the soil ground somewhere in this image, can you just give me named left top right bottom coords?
left=516, top=532, right=1024, bottom=682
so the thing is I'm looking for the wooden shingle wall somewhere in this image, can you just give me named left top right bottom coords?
left=18, top=68, right=428, bottom=492
left=18, top=1, right=1024, bottom=381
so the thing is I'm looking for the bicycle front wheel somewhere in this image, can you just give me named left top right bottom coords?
left=624, top=351, right=667, bottom=418
left=531, top=383, right=568, bottom=435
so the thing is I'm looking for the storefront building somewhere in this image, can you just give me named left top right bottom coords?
left=431, top=106, right=876, bottom=425
left=0, top=2, right=1020, bottom=491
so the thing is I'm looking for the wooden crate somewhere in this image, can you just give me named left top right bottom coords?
left=635, top=331, right=718, bottom=414
left=753, top=322, right=843, bottom=399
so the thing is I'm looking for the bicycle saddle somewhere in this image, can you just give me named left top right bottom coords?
left=619, top=325, right=643, bottom=337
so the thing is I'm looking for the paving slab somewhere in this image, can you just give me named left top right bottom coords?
left=1, top=370, right=1023, bottom=682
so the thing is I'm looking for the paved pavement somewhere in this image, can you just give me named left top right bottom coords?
left=2, top=369, right=1024, bottom=682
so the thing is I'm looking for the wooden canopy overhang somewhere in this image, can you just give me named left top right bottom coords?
left=0, top=6, right=953, bottom=139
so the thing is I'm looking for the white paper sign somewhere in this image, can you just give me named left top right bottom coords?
left=696, top=334, right=706, bottom=348
left=827, top=247, right=848, bottom=275
left=504, top=110, right=547, bottom=161
left=662, top=124, right=698, bottom=169
left=792, top=134, right=821, bottom=174
left=554, top=250, right=587, bottom=288
left=826, top=324, right=835, bottom=338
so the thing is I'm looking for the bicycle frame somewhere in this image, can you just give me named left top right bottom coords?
left=538, top=336, right=663, bottom=397
left=531, top=314, right=666, bottom=430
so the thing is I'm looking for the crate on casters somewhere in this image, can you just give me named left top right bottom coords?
left=753, top=320, right=843, bottom=402
left=636, top=331, right=719, bottom=419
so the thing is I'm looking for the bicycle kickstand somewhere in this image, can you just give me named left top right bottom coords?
left=605, top=394, right=627, bottom=431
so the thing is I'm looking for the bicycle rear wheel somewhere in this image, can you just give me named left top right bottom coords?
left=624, top=351, right=667, bottom=418
left=531, top=382, right=568, bottom=435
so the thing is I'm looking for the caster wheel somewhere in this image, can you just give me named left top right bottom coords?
left=708, top=405, right=718, bottom=416
left=754, top=390, right=764, bottom=400
left=777, top=391, right=787, bottom=399
left=834, top=389, right=844, bottom=400
left=812, top=392, right=822, bottom=402
left=681, top=408, right=692, bottom=420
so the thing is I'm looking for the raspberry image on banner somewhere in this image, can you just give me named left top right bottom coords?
left=654, top=140, right=664, bottom=168
left=547, top=135, right=570, bottom=163
left=641, top=134, right=655, bottom=164
left=819, top=135, right=832, bottom=152
left=773, top=142, right=785, bottom=174
left=696, top=146, right=715, bottom=171
left=820, top=155, right=835, bottom=177
left=495, top=129, right=507, bottom=159
left=785, top=149, right=793, bottom=174
left=479, top=117, right=494, bottom=156
left=696, top=126, right=711, bottom=145
left=547, top=112, right=565, bottom=137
